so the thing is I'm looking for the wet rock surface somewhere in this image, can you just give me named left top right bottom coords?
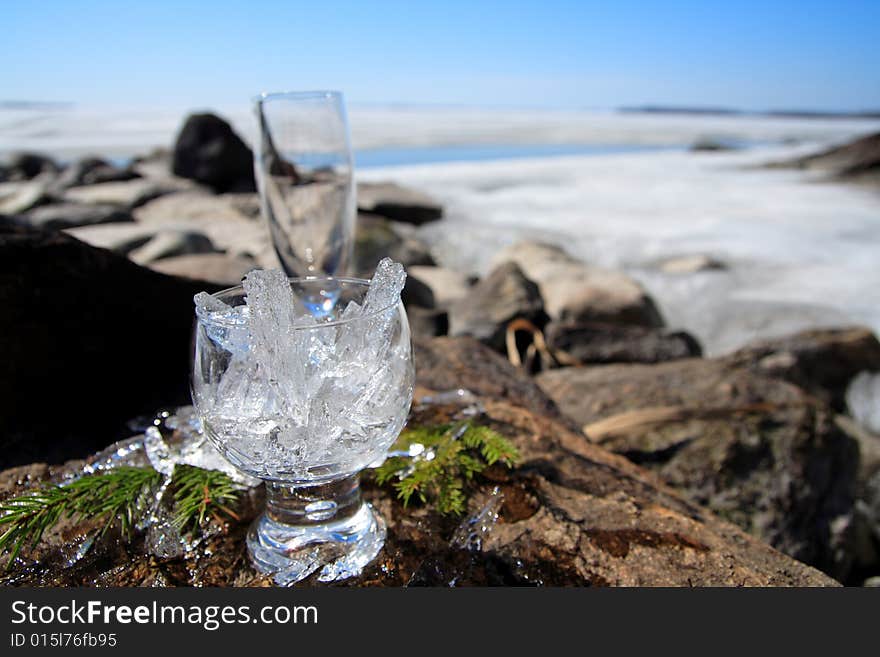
left=536, top=357, right=860, bottom=581
left=0, top=337, right=837, bottom=587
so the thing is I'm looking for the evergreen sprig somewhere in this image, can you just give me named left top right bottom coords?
left=0, top=465, right=242, bottom=567
left=374, top=423, right=519, bottom=515
left=170, top=465, right=241, bottom=532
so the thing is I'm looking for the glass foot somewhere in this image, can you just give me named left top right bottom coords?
left=246, top=474, right=386, bottom=585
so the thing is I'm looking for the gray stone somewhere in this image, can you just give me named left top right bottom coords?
left=724, top=326, right=880, bottom=412
left=448, top=261, right=544, bottom=349
left=491, top=240, right=663, bottom=327
left=149, top=252, right=257, bottom=286
left=0, top=179, right=52, bottom=215
left=545, top=320, right=702, bottom=365
left=133, top=189, right=253, bottom=224
left=354, top=213, right=435, bottom=276
left=658, top=254, right=726, bottom=274
left=357, top=181, right=443, bottom=225
left=52, top=157, right=140, bottom=191
left=25, top=203, right=133, bottom=230
left=405, top=306, right=448, bottom=339
left=64, top=223, right=160, bottom=255
left=129, top=230, right=218, bottom=264
left=2, top=152, right=59, bottom=180
left=172, top=113, right=256, bottom=192
left=408, top=265, right=472, bottom=307
left=63, top=178, right=190, bottom=209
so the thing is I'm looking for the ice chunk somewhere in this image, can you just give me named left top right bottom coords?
left=364, top=258, right=407, bottom=312
left=193, top=292, right=250, bottom=355
left=197, top=262, right=409, bottom=481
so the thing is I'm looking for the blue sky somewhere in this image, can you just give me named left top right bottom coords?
left=3, top=0, right=879, bottom=111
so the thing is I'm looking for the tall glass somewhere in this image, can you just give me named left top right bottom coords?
left=191, top=277, right=414, bottom=584
left=253, top=91, right=356, bottom=280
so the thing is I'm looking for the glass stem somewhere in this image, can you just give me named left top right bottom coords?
left=264, top=473, right=363, bottom=527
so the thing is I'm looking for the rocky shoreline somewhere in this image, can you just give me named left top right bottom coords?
left=1, top=114, right=879, bottom=586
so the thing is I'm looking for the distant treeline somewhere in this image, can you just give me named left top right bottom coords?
left=618, top=105, right=880, bottom=119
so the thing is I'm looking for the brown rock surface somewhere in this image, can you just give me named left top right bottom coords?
left=536, top=358, right=859, bottom=580
left=0, top=337, right=837, bottom=586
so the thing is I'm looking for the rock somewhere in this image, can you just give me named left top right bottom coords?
left=131, top=191, right=272, bottom=266
left=149, top=252, right=257, bottom=287
left=491, top=240, right=663, bottom=327
left=447, top=262, right=545, bottom=350
left=129, top=230, right=218, bottom=264
left=357, top=181, right=443, bottom=225
left=545, top=321, right=702, bottom=365
left=767, top=132, right=880, bottom=185
left=658, top=254, right=726, bottom=274
left=172, top=113, right=256, bottom=192
left=0, top=224, right=220, bottom=468
left=724, top=326, right=880, bottom=412
left=51, top=156, right=140, bottom=191
left=406, top=306, right=448, bottom=339
left=354, top=213, right=435, bottom=276
left=63, top=178, right=185, bottom=209
left=0, top=336, right=838, bottom=586
left=129, top=147, right=173, bottom=179
left=401, top=274, right=435, bottom=308
left=0, top=179, right=52, bottom=215
left=132, top=190, right=254, bottom=223
left=24, top=203, right=133, bottom=230
left=64, top=222, right=160, bottom=255
left=408, top=265, right=472, bottom=307
left=414, top=336, right=564, bottom=420
left=2, top=152, right=58, bottom=180
left=536, top=358, right=859, bottom=581
left=690, top=138, right=737, bottom=152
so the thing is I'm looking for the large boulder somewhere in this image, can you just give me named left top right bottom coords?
left=536, top=357, right=860, bottom=581
left=724, top=326, right=880, bottom=412
left=0, top=224, right=219, bottom=469
left=447, top=262, right=545, bottom=350
left=491, top=241, right=663, bottom=327
left=172, top=113, right=256, bottom=193
left=0, top=337, right=837, bottom=586
left=357, top=181, right=443, bottom=225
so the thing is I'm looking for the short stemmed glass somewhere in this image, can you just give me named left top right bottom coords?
left=191, top=276, right=414, bottom=584
left=253, top=91, right=356, bottom=280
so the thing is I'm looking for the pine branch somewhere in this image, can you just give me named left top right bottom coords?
left=0, top=466, right=162, bottom=566
left=373, top=423, right=520, bottom=516
left=170, top=465, right=241, bottom=531
left=0, top=465, right=243, bottom=567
